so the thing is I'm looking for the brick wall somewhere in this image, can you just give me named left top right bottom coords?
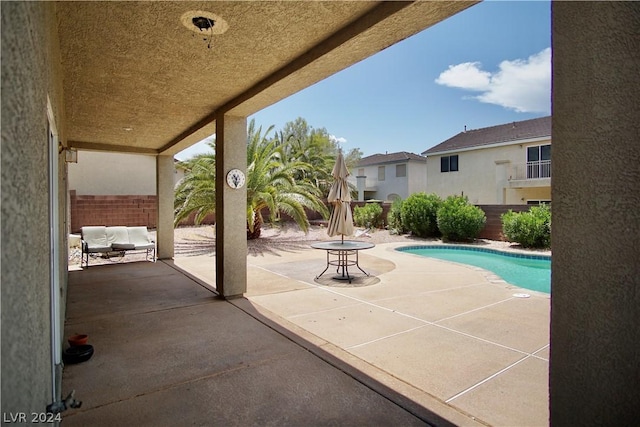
left=70, top=191, right=157, bottom=232
left=177, top=212, right=216, bottom=227
left=70, top=191, right=217, bottom=232
left=69, top=192, right=534, bottom=241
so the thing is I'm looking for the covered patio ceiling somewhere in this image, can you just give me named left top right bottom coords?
left=56, top=1, right=477, bottom=157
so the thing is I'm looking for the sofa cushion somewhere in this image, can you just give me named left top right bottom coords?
left=127, top=227, right=155, bottom=250
left=81, top=226, right=111, bottom=252
left=107, top=226, right=135, bottom=250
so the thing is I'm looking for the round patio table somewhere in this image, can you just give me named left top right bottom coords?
left=311, top=240, right=374, bottom=283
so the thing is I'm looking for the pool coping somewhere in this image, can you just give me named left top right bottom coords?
left=396, top=244, right=551, bottom=261
left=394, top=244, right=551, bottom=296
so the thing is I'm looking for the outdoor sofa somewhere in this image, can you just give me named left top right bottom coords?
left=81, top=226, right=156, bottom=268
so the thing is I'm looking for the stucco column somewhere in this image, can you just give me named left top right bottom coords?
left=215, top=114, right=247, bottom=298
left=356, top=175, right=366, bottom=201
left=550, top=2, right=640, bottom=424
left=494, top=160, right=509, bottom=204
left=156, top=155, right=174, bottom=259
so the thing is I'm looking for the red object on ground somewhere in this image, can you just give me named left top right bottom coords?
left=68, top=334, right=88, bottom=347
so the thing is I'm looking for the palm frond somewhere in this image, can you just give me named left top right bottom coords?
left=175, top=118, right=334, bottom=237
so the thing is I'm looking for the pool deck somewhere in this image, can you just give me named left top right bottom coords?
left=174, top=241, right=550, bottom=426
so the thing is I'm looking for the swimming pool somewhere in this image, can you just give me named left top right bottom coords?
left=397, top=245, right=551, bottom=294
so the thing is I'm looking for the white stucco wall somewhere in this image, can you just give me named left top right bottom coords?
left=407, top=161, right=427, bottom=196
left=68, top=151, right=158, bottom=195
left=353, top=161, right=427, bottom=201
left=507, top=187, right=552, bottom=204
left=426, top=138, right=551, bottom=204
left=377, top=163, right=404, bottom=200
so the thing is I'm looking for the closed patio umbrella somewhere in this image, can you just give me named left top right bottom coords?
left=327, top=150, right=353, bottom=242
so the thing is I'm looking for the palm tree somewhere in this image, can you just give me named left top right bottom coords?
left=173, top=119, right=329, bottom=239
left=174, top=141, right=216, bottom=226
left=245, top=119, right=328, bottom=239
left=278, top=118, right=339, bottom=196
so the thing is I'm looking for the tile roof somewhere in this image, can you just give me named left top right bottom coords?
left=358, top=151, right=426, bottom=167
left=422, top=116, right=551, bottom=155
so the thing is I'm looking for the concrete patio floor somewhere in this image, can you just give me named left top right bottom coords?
left=62, top=242, right=549, bottom=426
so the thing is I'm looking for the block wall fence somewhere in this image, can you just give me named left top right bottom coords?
left=476, top=204, right=533, bottom=240
left=69, top=191, right=215, bottom=233
left=307, top=201, right=532, bottom=241
left=70, top=191, right=536, bottom=241
left=70, top=191, right=157, bottom=232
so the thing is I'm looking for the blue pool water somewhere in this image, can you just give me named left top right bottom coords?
left=397, top=245, right=551, bottom=294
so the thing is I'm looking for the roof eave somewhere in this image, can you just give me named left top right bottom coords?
left=422, top=135, right=551, bottom=157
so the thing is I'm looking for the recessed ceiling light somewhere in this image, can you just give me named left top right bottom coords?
left=181, top=11, right=228, bottom=35
left=123, top=127, right=133, bottom=131
left=181, top=10, right=228, bottom=49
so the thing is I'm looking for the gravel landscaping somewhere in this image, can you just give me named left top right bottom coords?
left=69, top=222, right=550, bottom=268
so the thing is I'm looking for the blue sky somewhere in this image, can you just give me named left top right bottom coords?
left=177, top=1, right=551, bottom=160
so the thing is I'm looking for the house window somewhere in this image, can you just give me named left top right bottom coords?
left=527, top=200, right=551, bottom=205
left=358, top=168, right=364, bottom=176
left=396, top=164, right=406, bottom=177
left=440, top=155, right=459, bottom=172
left=527, top=144, right=551, bottom=178
left=378, top=166, right=385, bottom=181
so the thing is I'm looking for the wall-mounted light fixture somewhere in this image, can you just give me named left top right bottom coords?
left=65, top=147, right=78, bottom=163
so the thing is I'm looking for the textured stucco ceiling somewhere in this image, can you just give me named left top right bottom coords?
left=55, top=1, right=477, bottom=156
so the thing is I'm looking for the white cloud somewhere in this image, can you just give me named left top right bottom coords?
left=435, top=48, right=551, bottom=114
left=435, top=62, right=491, bottom=91
left=329, top=135, right=348, bottom=146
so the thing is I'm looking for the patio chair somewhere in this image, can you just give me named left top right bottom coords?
left=81, top=226, right=112, bottom=268
left=127, top=226, right=156, bottom=262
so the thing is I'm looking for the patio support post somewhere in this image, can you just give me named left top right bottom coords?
left=156, top=154, right=175, bottom=259
left=215, top=114, right=247, bottom=298
left=356, top=175, right=366, bottom=201
left=550, top=2, right=640, bottom=424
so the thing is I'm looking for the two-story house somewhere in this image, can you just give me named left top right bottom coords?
left=422, top=116, right=551, bottom=205
left=350, top=151, right=427, bottom=201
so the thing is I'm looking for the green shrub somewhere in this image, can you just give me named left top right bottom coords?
left=353, top=202, right=384, bottom=228
left=501, top=204, right=551, bottom=248
left=436, top=195, right=486, bottom=242
left=387, top=198, right=405, bottom=234
left=400, top=193, right=442, bottom=237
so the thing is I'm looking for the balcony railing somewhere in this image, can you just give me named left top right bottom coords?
left=509, top=160, right=551, bottom=180
left=527, top=160, right=551, bottom=179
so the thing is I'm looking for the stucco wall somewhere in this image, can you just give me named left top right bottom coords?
left=550, top=2, right=640, bottom=424
left=68, top=151, right=158, bottom=195
left=1, top=1, right=64, bottom=414
left=426, top=139, right=551, bottom=204
left=407, top=161, right=427, bottom=197
left=506, top=187, right=551, bottom=205
left=356, top=161, right=426, bottom=201
left=379, top=163, right=407, bottom=200
left=354, top=165, right=378, bottom=199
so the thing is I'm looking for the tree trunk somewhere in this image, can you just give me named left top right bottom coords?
left=247, top=214, right=262, bottom=240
